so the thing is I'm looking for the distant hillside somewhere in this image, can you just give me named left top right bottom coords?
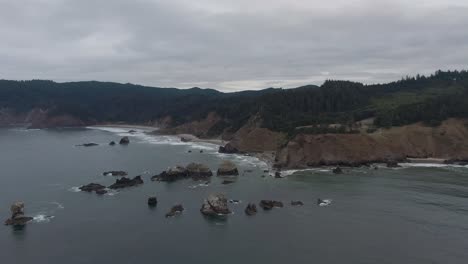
left=1, top=70, right=468, bottom=135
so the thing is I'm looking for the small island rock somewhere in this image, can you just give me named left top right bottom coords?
left=217, top=160, right=239, bottom=176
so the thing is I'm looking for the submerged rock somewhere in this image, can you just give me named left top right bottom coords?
left=218, top=143, right=239, bottom=154
left=148, top=197, right=158, bottom=207
left=79, top=183, right=106, bottom=192
left=291, top=201, right=304, bottom=206
left=245, top=203, right=257, bottom=216
left=109, top=141, right=116, bottom=146
left=128, top=130, right=137, bottom=133
left=221, top=179, right=235, bottom=185
left=102, top=171, right=128, bottom=176
left=332, top=167, right=343, bottom=174
left=119, top=136, right=130, bottom=145
left=76, top=143, right=99, bottom=147
left=217, top=160, right=239, bottom=176
left=200, top=194, right=231, bottom=217
left=274, top=171, right=282, bottom=178
left=259, top=200, right=283, bottom=210
left=95, top=189, right=108, bottom=195
left=386, top=160, right=401, bottom=168
left=166, top=205, right=184, bottom=217
left=109, top=176, right=143, bottom=189
left=4, top=202, right=33, bottom=226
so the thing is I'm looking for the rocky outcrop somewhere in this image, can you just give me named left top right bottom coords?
left=218, top=143, right=239, bottom=154
left=259, top=200, right=284, bottom=210
left=76, top=143, right=99, bottom=147
left=276, top=119, right=468, bottom=169
left=103, top=171, right=128, bottom=176
left=386, top=161, right=401, bottom=168
left=79, top=183, right=106, bottom=193
left=291, top=201, right=304, bottom=206
left=95, top=189, right=108, bottom=195
left=4, top=202, right=33, bottom=226
left=245, top=203, right=257, bottom=216
left=152, top=163, right=213, bottom=182
left=186, top=163, right=213, bottom=179
left=166, top=205, right=184, bottom=217
left=148, top=197, right=158, bottom=207
left=217, top=160, right=239, bottom=176
left=200, top=194, right=231, bottom=217
left=119, top=136, right=130, bottom=145
left=332, top=167, right=343, bottom=174
left=108, top=176, right=143, bottom=189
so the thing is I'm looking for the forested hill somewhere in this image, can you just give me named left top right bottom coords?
left=1, top=70, right=468, bottom=135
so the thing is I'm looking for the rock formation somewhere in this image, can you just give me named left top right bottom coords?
left=291, top=201, right=304, bottom=206
left=259, top=200, right=284, bottom=210
left=218, top=143, right=239, bottom=154
left=245, top=203, right=257, bottom=216
left=216, top=160, right=239, bottom=176
left=108, top=176, right=143, bottom=189
left=148, top=197, right=158, bottom=207
left=166, top=205, right=184, bottom=217
left=109, top=141, right=116, bottom=146
left=332, top=167, right=343, bottom=174
left=152, top=163, right=212, bottom=181
left=200, top=194, right=231, bottom=217
left=119, top=136, right=130, bottom=145
left=79, top=183, right=106, bottom=193
left=4, top=202, right=33, bottom=226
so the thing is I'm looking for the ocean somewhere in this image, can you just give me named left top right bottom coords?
left=1, top=127, right=468, bottom=264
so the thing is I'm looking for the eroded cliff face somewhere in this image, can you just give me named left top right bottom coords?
left=156, top=112, right=222, bottom=138
left=0, top=108, right=87, bottom=128
left=228, top=115, right=286, bottom=152
left=276, top=119, right=468, bottom=168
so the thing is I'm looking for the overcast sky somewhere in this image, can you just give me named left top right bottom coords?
left=1, top=0, right=467, bottom=91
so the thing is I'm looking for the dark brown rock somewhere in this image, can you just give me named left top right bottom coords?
left=148, top=197, right=158, bottom=206
left=4, top=202, right=33, bottom=226
left=109, top=176, right=143, bottom=189
left=218, top=143, right=239, bottom=154
left=259, top=200, right=283, bottom=210
left=291, top=201, right=304, bottom=206
left=200, top=194, right=231, bottom=217
left=166, top=204, right=184, bottom=217
left=245, top=203, right=257, bottom=216
left=217, top=160, right=239, bottom=176
left=79, top=183, right=106, bottom=192
left=332, top=167, right=343, bottom=174
left=119, top=136, right=130, bottom=145
left=76, top=143, right=99, bottom=147
left=95, top=189, right=108, bottom=195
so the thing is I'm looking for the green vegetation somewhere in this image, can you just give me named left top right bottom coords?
left=1, top=70, right=467, bottom=135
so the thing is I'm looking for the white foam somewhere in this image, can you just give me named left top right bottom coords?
left=189, top=183, right=210, bottom=189
left=68, top=186, right=81, bottom=192
left=89, top=126, right=270, bottom=169
left=281, top=168, right=332, bottom=176
left=50, top=202, right=64, bottom=209
left=33, top=214, right=55, bottom=223
left=319, top=199, right=332, bottom=207
left=399, top=163, right=467, bottom=168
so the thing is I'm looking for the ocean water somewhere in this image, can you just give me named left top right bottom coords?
left=1, top=127, right=468, bottom=264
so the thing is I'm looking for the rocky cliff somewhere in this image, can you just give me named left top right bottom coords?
left=275, top=119, right=468, bottom=168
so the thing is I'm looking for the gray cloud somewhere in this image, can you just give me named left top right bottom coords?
left=0, top=0, right=467, bottom=91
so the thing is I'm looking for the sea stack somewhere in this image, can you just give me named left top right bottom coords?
left=4, top=202, right=33, bottom=226
left=119, top=136, right=130, bottom=145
